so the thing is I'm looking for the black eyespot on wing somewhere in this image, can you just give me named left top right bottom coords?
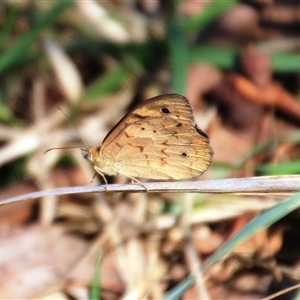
left=176, top=123, right=182, bottom=127
left=180, top=152, right=188, bottom=157
left=141, top=127, right=145, bottom=130
left=161, top=107, right=170, bottom=114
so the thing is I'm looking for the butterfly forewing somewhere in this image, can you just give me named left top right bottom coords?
left=93, top=94, right=213, bottom=180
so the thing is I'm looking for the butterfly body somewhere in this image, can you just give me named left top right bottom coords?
left=83, top=94, right=213, bottom=181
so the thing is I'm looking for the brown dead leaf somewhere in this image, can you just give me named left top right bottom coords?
left=0, top=225, right=87, bottom=298
left=0, top=182, right=37, bottom=225
left=234, top=75, right=300, bottom=120
left=233, top=45, right=300, bottom=120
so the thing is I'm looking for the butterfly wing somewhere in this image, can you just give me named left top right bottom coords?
left=96, top=94, right=213, bottom=180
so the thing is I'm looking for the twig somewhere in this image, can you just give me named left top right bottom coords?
left=1, top=175, right=300, bottom=206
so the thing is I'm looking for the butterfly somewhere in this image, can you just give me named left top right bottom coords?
left=81, top=94, right=213, bottom=186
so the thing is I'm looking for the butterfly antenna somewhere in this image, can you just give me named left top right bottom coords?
left=44, top=146, right=83, bottom=155
left=58, top=107, right=90, bottom=150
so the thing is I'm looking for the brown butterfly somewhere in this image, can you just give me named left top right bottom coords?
left=82, top=94, right=213, bottom=185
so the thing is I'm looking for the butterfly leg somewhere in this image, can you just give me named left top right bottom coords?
left=94, top=166, right=108, bottom=191
left=89, top=172, right=97, bottom=184
left=127, top=176, right=148, bottom=192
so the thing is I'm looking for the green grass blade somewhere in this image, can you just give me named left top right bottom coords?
left=84, top=64, right=131, bottom=101
left=84, top=59, right=140, bottom=102
left=89, top=252, right=102, bottom=300
left=167, top=10, right=188, bottom=94
left=0, top=5, right=18, bottom=45
left=190, top=45, right=238, bottom=69
left=271, top=52, right=300, bottom=73
left=165, top=192, right=300, bottom=300
left=190, top=45, right=300, bottom=72
left=257, top=159, right=300, bottom=176
left=183, top=1, right=237, bottom=34
left=0, top=102, right=18, bottom=124
left=0, top=1, right=74, bottom=74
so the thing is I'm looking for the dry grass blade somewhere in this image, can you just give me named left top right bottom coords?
left=1, top=175, right=300, bottom=206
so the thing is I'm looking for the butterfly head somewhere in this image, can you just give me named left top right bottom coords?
left=81, top=147, right=99, bottom=163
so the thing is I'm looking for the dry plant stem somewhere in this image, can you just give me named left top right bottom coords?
left=1, top=175, right=300, bottom=205
left=32, top=78, right=57, bottom=225
left=180, top=194, right=209, bottom=298
left=0, top=107, right=68, bottom=167
left=184, top=239, right=210, bottom=299
left=262, top=282, right=300, bottom=300
left=146, top=233, right=165, bottom=299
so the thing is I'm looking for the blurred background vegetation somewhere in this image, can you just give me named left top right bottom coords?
left=1, top=1, right=300, bottom=299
